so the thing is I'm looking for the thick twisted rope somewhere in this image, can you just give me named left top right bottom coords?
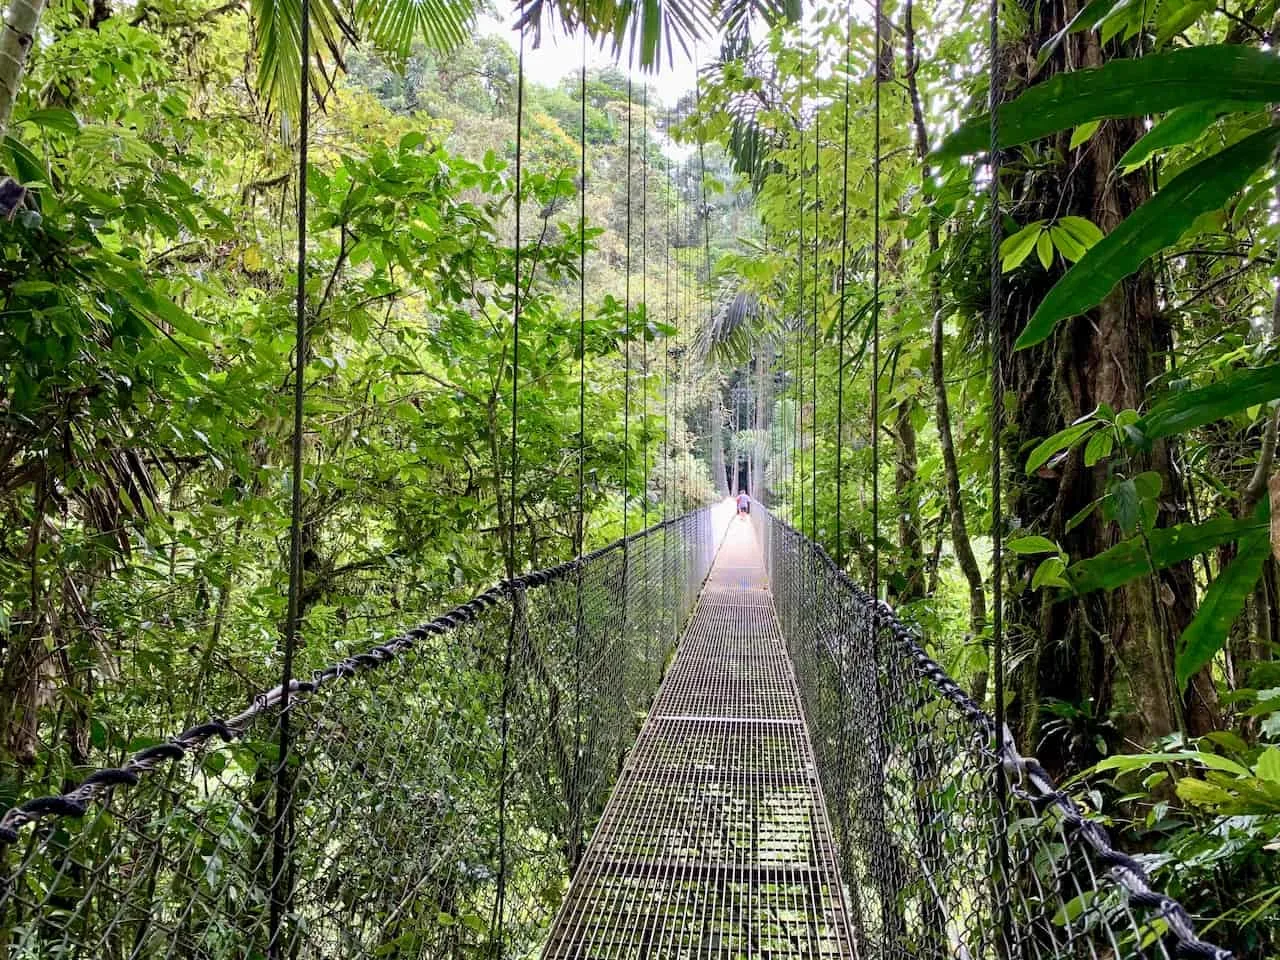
left=765, top=509, right=1232, bottom=960
left=0, top=512, right=702, bottom=845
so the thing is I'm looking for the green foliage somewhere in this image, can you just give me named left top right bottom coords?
left=0, top=3, right=712, bottom=836
left=999, top=216, right=1102, bottom=272
left=5, top=0, right=1280, bottom=950
left=1177, top=527, right=1272, bottom=687
left=251, top=0, right=478, bottom=118
left=1116, top=104, right=1223, bottom=172
left=935, top=45, right=1278, bottom=160
left=1134, top=363, right=1280, bottom=442
left=1018, top=127, right=1280, bottom=347
left=1082, top=729, right=1280, bottom=955
left=1064, top=512, right=1267, bottom=597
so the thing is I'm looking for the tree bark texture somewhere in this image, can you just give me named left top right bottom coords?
left=0, top=0, right=47, bottom=144
left=1000, top=8, right=1218, bottom=772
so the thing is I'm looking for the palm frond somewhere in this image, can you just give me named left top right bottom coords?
left=718, top=0, right=800, bottom=45
left=515, top=0, right=715, bottom=72
left=695, top=288, right=761, bottom=363
left=356, top=0, right=478, bottom=63
left=695, top=29, right=797, bottom=194
left=252, top=0, right=479, bottom=119
left=251, top=0, right=356, bottom=119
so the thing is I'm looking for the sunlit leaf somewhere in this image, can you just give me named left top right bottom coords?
left=1017, top=127, right=1280, bottom=348
left=1000, top=221, right=1043, bottom=271
left=1118, top=104, right=1229, bottom=172
left=1026, top=421, right=1096, bottom=473
left=1009, top=535, right=1060, bottom=555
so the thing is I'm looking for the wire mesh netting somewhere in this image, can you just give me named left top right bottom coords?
left=0, top=508, right=716, bottom=960
left=753, top=506, right=1232, bottom=960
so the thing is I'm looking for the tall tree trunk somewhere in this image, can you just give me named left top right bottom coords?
left=753, top=343, right=771, bottom=502
left=0, top=0, right=46, bottom=144
left=904, top=0, right=987, bottom=688
left=710, top=390, right=729, bottom=498
left=893, top=398, right=924, bottom=602
left=1000, top=14, right=1218, bottom=772
left=872, top=15, right=924, bottom=607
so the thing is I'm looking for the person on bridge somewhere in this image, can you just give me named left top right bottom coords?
left=737, top=490, right=750, bottom=516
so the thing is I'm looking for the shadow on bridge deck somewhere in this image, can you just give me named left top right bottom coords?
left=542, top=510, right=856, bottom=959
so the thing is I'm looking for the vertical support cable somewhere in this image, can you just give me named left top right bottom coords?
left=642, top=86, right=649, bottom=531
left=673, top=150, right=683, bottom=513
left=695, top=65, right=715, bottom=500
left=269, top=0, right=308, bottom=954
left=810, top=87, right=819, bottom=546
left=570, top=30, right=588, bottom=872
left=871, top=0, right=882, bottom=604
left=663, top=123, right=672, bottom=525
left=576, top=43, right=587, bottom=562
left=619, top=74, right=632, bottom=713
left=987, top=0, right=1012, bottom=952
left=624, top=77, right=633, bottom=539
left=796, top=70, right=806, bottom=535
left=494, top=27, right=525, bottom=959
left=661, top=117, right=673, bottom=644
left=835, top=16, right=853, bottom=572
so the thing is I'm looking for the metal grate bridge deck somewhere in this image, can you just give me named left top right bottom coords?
left=543, top=513, right=856, bottom=959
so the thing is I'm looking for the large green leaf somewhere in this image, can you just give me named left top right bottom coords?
left=1177, top=527, right=1271, bottom=686
left=1016, top=127, right=1280, bottom=349
left=15, top=108, right=81, bottom=136
left=1093, top=749, right=1253, bottom=778
left=1135, top=364, right=1280, bottom=441
left=934, top=45, right=1279, bottom=161
left=1117, top=104, right=1236, bottom=172
left=1064, top=510, right=1267, bottom=597
left=1025, top=420, right=1096, bottom=473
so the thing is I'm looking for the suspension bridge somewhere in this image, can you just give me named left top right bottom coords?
left=0, top=0, right=1247, bottom=952
left=0, top=500, right=1230, bottom=959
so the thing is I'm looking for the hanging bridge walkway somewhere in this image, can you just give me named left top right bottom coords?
left=544, top=510, right=853, bottom=958
left=0, top=503, right=1232, bottom=960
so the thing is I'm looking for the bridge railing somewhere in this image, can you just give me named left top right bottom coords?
left=752, top=503, right=1231, bottom=960
left=0, top=507, right=715, bottom=959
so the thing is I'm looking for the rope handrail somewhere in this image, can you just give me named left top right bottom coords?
left=0, top=509, right=710, bottom=849
left=2, top=501, right=1236, bottom=960
left=754, top=502, right=1232, bottom=960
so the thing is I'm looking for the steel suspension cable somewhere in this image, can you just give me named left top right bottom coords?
left=576, top=42, right=587, bottom=562
left=624, top=77, right=632, bottom=538
left=570, top=31, right=588, bottom=870
left=835, top=17, right=853, bottom=572
left=270, top=0, right=309, bottom=953
left=987, top=0, right=1012, bottom=946
left=871, top=0, right=883, bottom=604
left=663, top=120, right=672, bottom=523
left=810, top=68, right=819, bottom=546
left=695, top=68, right=715, bottom=496
left=642, top=86, right=649, bottom=530
left=673, top=153, right=682, bottom=512
left=796, top=69, right=806, bottom=532
left=494, top=27, right=526, bottom=955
